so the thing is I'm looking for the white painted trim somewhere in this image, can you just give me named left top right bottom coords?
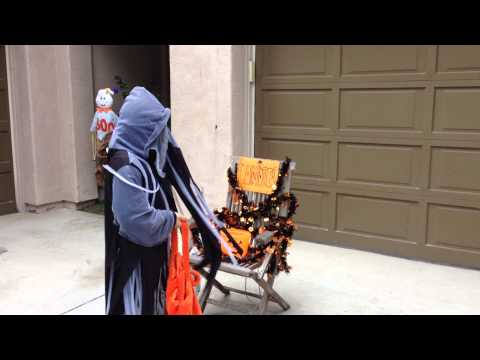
left=246, top=45, right=256, bottom=157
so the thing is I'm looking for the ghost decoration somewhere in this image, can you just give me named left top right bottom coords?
left=90, top=88, right=119, bottom=189
left=90, top=88, right=118, bottom=141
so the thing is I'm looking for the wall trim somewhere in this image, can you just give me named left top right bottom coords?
left=246, top=45, right=256, bottom=157
left=24, top=199, right=96, bottom=214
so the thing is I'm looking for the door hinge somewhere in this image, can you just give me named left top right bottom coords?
left=248, top=60, right=255, bottom=83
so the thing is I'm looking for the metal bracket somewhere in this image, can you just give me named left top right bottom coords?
left=91, top=133, right=97, bottom=161
left=248, top=60, right=255, bottom=83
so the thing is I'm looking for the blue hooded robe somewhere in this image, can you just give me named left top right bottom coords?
left=103, top=87, right=227, bottom=315
left=108, top=87, right=176, bottom=247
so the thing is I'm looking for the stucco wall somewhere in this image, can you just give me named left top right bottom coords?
left=7, top=45, right=97, bottom=211
left=69, top=46, right=99, bottom=203
left=170, top=45, right=234, bottom=210
left=169, top=45, right=253, bottom=212
left=5, top=46, right=37, bottom=209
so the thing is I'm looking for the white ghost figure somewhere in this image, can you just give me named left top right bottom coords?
left=90, top=88, right=119, bottom=141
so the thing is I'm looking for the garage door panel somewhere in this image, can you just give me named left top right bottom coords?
left=263, top=90, right=333, bottom=129
left=260, top=45, right=337, bottom=89
left=291, top=177, right=480, bottom=208
left=256, top=45, right=480, bottom=269
left=296, top=224, right=330, bottom=243
left=0, top=91, right=10, bottom=136
left=421, top=243, right=480, bottom=269
left=336, top=194, right=418, bottom=243
left=339, top=88, right=425, bottom=132
left=329, top=230, right=420, bottom=256
left=0, top=46, right=16, bottom=215
left=341, top=45, right=428, bottom=79
left=264, top=45, right=333, bottom=77
left=0, top=173, right=15, bottom=203
left=260, top=130, right=429, bottom=144
left=257, top=128, right=335, bottom=142
left=427, top=203, right=480, bottom=252
left=293, top=189, right=330, bottom=243
left=0, top=162, right=11, bottom=174
left=296, top=226, right=326, bottom=243
left=0, top=119, right=9, bottom=132
left=430, top=147, right=480, bottom=193
left=258, top=138, right=330, bottom=180
left=437, top=46, right=480, bottom=77
left=0, top=46, right=5, bottom=89
left=433, top=87, right=480, bottom=134
left=294, top=189, right=329, bottom=230
left=338, top=143, right=422, bottom=188
left=0, top=130, right=12, bottom=159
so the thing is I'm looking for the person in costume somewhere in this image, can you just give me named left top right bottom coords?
left=103, top=87, right=231, bottom=315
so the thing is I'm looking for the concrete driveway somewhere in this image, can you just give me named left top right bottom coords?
left=0, top=208, right=479, bottom=315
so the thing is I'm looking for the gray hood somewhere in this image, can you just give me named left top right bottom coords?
left=109, top=86, right=171, bottom=177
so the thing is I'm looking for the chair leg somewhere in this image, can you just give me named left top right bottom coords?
left=194, top=266, right=290, bottom=315
left=197, top=268, right=230, bottom=296
left=199, top=280, right=214, bottom=312
left=258, top=274, right=275, bottom=315
left=256, top=274, right=290, bottom=313
left=197, top=267, right=232, bottom=312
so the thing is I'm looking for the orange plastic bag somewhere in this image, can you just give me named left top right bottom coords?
left=166, top=219, right=202, bottom=315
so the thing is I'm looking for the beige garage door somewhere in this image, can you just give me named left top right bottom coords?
left=0, top=46, right=16, bottom=215
left=255, top=45, right=480, bottom=269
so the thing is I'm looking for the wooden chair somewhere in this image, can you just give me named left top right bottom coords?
left=190, top=156, right=296, bottom=315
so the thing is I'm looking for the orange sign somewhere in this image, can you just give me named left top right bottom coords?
left=236, top=157, right=280, bottom=195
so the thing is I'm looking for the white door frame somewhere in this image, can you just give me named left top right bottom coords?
left=246, top=45, right=256, bottom=157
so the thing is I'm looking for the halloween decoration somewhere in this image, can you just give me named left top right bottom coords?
left=193, top=157, right=299, bottom=275
left=90, top=88, right=119, bottom=187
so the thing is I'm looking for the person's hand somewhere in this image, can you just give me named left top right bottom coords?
left=188, top=218, right=198, bottom=230
left=174, top=212, right=188, bottom=229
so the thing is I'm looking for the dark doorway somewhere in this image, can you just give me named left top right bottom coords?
left=92, top=45, right=171, bottom=112
left=89, top=45, right=171, bottom=203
